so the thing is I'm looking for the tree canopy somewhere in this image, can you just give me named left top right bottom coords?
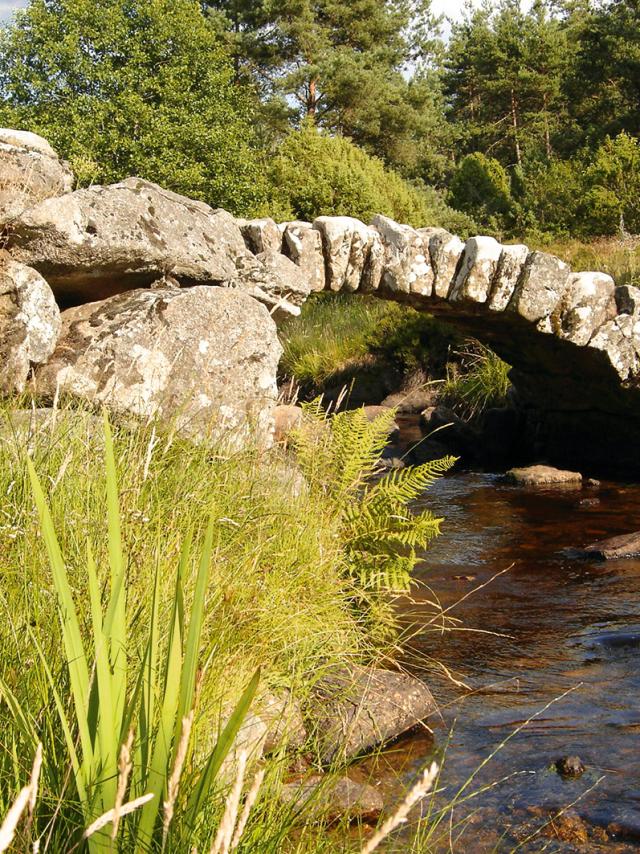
left=0, top=0, right=268, bottom=214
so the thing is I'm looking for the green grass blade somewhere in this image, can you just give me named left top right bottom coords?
left=175, top=514, right=214, bottom=738
left=186, top=668, right=260, bottom=827
left=103, top=413, right=127, bottom=729
left=29, top=630, right=87, bottom=805
left=0, top=675, right=38, bottom=751
left=26, top=457, right=94, bottom=776
left=87, top=541, right=118, bottom=814
left=136, top=600, right=183, bottom=845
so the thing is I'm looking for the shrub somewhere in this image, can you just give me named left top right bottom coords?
left=582, top=132, right=640, bottom=236
left=449, top=152, right=513, bottom=233
left=265, top=122, right=474, bottom=231
left=442, top=342, right=511, bottom=420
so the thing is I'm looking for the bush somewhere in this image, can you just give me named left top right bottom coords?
left=582, top=132, right=640, bottom=236
left=265, top=122, right=474, bottom=232
left=449, top=152, right=513, bottom=233
left=0, top=0, right=268, bottom=215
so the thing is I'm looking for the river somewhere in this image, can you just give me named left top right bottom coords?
left=359, top=429, right=640, bottom=851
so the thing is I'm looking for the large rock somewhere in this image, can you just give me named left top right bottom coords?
left=0, top=252, right=60, bottom=394
left=305, top=664, right=438, bottom=765
left=428, top=230, right=466, bottom=299
left=487, top=243, right=529, bottom=312
left=280, top=774, right=383, bottom=822
left=505, top=465, right=583, bottom=487
left=507, top=250, right=571, bottom=327
left=578, top=532, right=640, bottom=560
left=33, top=287, right=281, bottom=446
left=240, top=217, right=283, bottom=255
left=6, top=177, right=249, bottom=304
left=373, top=215, right=433, bottom=296
left=559, top=272, right=617, bottom=347
left=589, top=288, right=640, bottom=381
left=231, top=250, right=311, bottom=320
left=0, top=129, right=74, bottom=227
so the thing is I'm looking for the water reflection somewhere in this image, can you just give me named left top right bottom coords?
left=374, top=469, right=640, bottom=851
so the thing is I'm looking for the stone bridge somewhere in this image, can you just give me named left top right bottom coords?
left=239, top=214, right=640, bottom=476
left=1, top=129, right=638, bottom=475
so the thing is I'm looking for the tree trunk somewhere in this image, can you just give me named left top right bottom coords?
left=307, top=78, right=317, bottom=120
left=511, top=87, right=522, bottom=166
left=543, top=92, right=552, bottom=159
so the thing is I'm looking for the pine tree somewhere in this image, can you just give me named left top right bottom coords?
left=205, top=0, right=452, bottom=180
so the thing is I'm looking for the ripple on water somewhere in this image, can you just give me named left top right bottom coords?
left=368, top=468, right=640, bottom=851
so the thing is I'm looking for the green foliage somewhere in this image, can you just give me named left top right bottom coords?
left=442, top=342, right=511, bottom=421
left=582, top=132, right=640, bottom=236
left=449, top=152, right=514, bottom=233
left=294, top=403, right=454, bottom=594
left=0, top=404, right=385, bottom=848
left=1, top=415, right=259, bottom=850
left=279, top=293, right=460, bottom=394
left=207, top=0, right=450, bottom=180
left=0, top=0, right=267, bottom=214
left=266, top=122, right=475, bottom=230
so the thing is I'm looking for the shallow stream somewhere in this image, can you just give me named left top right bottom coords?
left=362, top=426, right=640, bottom=851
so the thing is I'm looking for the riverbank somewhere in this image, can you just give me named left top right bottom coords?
left=0, top=402, right=449, bottom=851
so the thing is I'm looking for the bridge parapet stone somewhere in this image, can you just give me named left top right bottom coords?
left=371, top=215, right=433, bottom=296
left=450, top=236, right=503, bottom=305
left=488, top=244, right=529, bottom=312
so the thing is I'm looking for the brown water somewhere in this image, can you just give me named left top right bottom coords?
left=365, top=460, right=640, bottom=851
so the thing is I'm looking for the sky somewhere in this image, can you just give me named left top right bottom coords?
left=0, top=1, right=495, bottom=24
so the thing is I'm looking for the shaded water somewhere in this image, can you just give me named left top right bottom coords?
left=364, top=437, right=640, bottom=851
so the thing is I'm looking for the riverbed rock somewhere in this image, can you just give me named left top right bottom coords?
left=306, top=664, right=438, bottom=765
left=280, top=774, right=383, bottom=823
left=505, top=465, right=583, bottom=487
left=6, top=177, right=249, bottom=304
left=273, top=404, right=303, bottom=443
left=261, top=692, right=307, bottom=753
left=33, top=287, right=281, bottom=446
left=579, top=532, right=640, bottom=560
left=362, top=405, right=400, bottom=440
left=0, top=252, right=61, bottom=394
left=0, top=129, right=74, bottom=227
left=282, top=221, right=326, bottom=292
left=555, top=755, right=586, bottom=778
left=381, top=387, right=439, bottom=414
left=420, top=405, right=476, bottom=458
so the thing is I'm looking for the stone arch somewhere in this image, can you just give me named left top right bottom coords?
left=243, top=214, right=640, bottom=476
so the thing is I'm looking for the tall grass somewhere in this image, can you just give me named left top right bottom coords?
left=441, top=343, right=511, bottom=421
left=279, top=294, right=398, bottom=389
left=0, top=405, right=371, bottom=849
left=0, top=402, right=452, bottom=851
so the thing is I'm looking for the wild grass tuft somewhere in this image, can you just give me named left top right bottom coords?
left=441, top=342, right=511, bottom=421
